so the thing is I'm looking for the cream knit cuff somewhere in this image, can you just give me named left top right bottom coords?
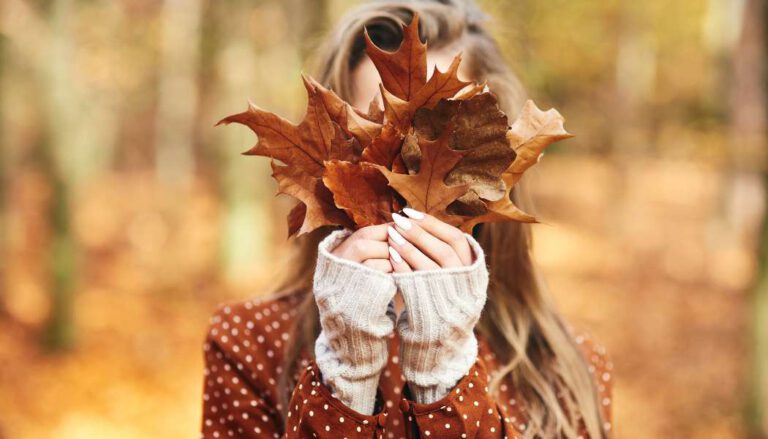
left=394, top=233, right=489, bottom=404
left=313, top=229, right=397, bottom=415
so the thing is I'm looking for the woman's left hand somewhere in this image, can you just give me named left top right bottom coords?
left=386, top=208, right=474, bottom=272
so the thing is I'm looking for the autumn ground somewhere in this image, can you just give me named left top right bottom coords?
left=0, top=155, right=756, bottom=438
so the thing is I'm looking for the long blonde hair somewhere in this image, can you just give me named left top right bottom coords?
left=274, top=1, right=606, bottom=437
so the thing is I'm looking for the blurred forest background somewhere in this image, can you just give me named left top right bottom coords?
left=1, top=0, right=767, bottom=437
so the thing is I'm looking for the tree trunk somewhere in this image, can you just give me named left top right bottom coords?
left=0, top=32, right=6, bottom=316
left=39, top=0, right=77, bottom=350
left=734, top=0, right=768, bottom=436
left=209, top=1, right=272, bottom=285
left=751, top=195, right=768, bottom=438
left=154, top=0, right=204, bottom=187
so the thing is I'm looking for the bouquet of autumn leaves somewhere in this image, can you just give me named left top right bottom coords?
left=218, top=15, right=572, bottom=237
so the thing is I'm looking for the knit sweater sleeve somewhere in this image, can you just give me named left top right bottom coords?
left=312, top=229, right=398, bottom=415
left=393, top=232, right=489, bottom=404
left=386, top=232, right=523, bottom=438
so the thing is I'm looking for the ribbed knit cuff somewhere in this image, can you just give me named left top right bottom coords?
left=313, top=229, right=397, bottom=415
left=394, top=233, right=489, bottom=404
left=315, top=333, right=384, bottom=415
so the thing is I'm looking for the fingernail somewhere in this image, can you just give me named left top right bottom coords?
left=392, top=213, right=412, bottom=230
left=402, top=207, right=425, bottom=220
left=387, top=226, right=406, bottom=245
left=388, top=246, right=403, bottom=263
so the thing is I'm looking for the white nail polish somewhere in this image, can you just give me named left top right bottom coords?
left=389, top=246, right=403, bottom=263
left=392, top=213, right=412, bottom=230
left=387, top=226, right=406, bottom=245
left=402, top=207, right=425, bottom=220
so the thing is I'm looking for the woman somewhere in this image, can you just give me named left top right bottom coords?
left=201, top=1, right=613, bottom=438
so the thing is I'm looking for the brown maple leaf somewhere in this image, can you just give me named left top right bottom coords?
left=323, top=160, right=394, bottom=227
left=365, top=15, right=471, bottom=131
left=364, top=14, right=427, bottom=101
left=304, top=75, right=383, bottom=147
left=286, top=203, right=307, bottom=237
left=217, top=76, right=356, bottom=178
left=376, top=127, right=468, bottom=221
left=377, top=57, right=472, bottom=130
left=218, top=76, right=359, bottom=235
left=271, top=163, right=353, bottom=235
left=219, top=12, right=572, bottom=236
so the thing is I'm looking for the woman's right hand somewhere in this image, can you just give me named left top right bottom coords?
left=330, top=224, right=393, bottom=273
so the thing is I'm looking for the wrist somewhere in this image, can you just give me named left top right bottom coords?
left=400, top=330, right=479, bottom=403
left=392, top=233, right=488, bottom=404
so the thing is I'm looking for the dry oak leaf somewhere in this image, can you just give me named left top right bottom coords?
left=361, top=123, right=407, bottom=172
left=457, top=100, right=573, bottom=232
left=457, top=171, right=538, bottom=233
left=412, top=92, right=515, bottom=202
left=376, top=127, right=468, bottom=222
left=505, top=99, right=574, bottom=188
left=323, top=160, right=394, bottom=227
left=304, top=75, right=383, bottom=147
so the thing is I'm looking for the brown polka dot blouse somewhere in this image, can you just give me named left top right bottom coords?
left=200, top=293, right=613, bottom=438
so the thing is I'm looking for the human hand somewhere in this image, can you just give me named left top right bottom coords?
left=385, top=208, right=474, bottom=273
left=330, top=224, right=393, bottom=273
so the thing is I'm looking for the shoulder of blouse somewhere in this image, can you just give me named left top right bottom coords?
left=204, top=292, right=306, bottom=387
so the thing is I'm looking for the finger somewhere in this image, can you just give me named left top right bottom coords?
left=388, top=246, right=412, bottom=273
left=351, top=224, right=390, bottom=241
left=335, top=239, right=390, bottom=262
left=387, top=226, right=440, bottom=271
left=362, top=258, right=393, bottom=273
left=402, top=207, right=473, bottom=265
left=391, top=213, right=463, bottom=268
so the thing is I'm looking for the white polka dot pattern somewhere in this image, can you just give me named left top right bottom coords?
left=200, top=295, right=613, bottom=438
